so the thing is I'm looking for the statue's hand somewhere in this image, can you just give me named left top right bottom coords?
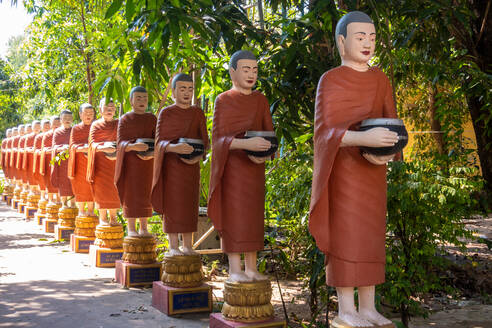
left=361, top=127, right=398, bottom=147
left=362, top=152, right=394, bottom=165
left=167, top=142, right=194, bottom=154
left=244, top=137, right=271, bottom=151
left=248, top=155, right=268, bottom=164
left=180, top=156, right=201, bottom=165
left=131, top=142, right=148, bottom=152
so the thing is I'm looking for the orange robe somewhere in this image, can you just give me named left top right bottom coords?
left=23, top=133, right=36, bottom=186
left=309, top=66, right=398, bottom=287
left=10, top=135, right=20, bottom=180
left=151, top=105, right=209, bottom=233
left=17, top=136, right=27, bottom=184
left=115, top=112, right=156, bottom=218
left=40, top=131, right=57, bottom=193
left=87, top=119, right=120, bottom=209
left=68, top=123, right=93, bottom=202
left=1, top=138, right=9, bottom=179
left=51, top=127, right=74, bottom=197
left=33, top=132, right=45, bottom=190
left=208, top=90, right=274, bottom=253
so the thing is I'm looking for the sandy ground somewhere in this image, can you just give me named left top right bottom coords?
left=1, top=197, right=491, bottom=328
left=0, top=203, right=210, bottom=328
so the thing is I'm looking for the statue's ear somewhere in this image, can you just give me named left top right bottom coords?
left=337, top=35, right=345, bottom=57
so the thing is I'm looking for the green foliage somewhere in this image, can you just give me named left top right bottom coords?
left=382, top=160, right=483, bottom=325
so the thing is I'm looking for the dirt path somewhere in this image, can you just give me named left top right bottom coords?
left=0, top=203, right=209, bottom=328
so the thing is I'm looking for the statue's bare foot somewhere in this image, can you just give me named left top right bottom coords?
left=228, top=272, right=253, bottom=283
left=336, top=312, right=374, bottom=327
left=98, top=221, right=110, bottom=227
left=359, top=309, right=393, bottom=327
left=245, top=270, right=268, bottom=281
left=109, top=220, right=122, bottom=227
left=180, top=246, right=198, bottom=255
left=138, top=230, right=152, bottom=237
left=127, top=230, right=139, bottom=237
left=165, top=248, right=183, bottom=256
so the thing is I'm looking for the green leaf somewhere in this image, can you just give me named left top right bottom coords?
left=105, top=0, right=124, bottom=19
left=125, top=0, right=136, bottom=23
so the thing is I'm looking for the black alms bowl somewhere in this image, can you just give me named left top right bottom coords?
left=136, top=138, right=154, bottom=157
left=359, top=118, right=408, bottom=156
left=103, top=141, right=117, bottom=159
left=244, top=131, right=279, bottom=157
left=178, top=138, right=205, bottom=159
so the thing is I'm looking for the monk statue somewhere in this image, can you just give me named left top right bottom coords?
left=151, top=73, right=209, bottom=256
left=87, top=98, right=121, bottom=225
left=33, top=119, right=51, bottom=203
left=18, top=124, right=32, bottom=205
left=309, top=11, right=400, bottom=328
left=41, top=116, right=61, bottom=204
left=208, top=50, right=275, bottom=282
left=25, top=121, right=41, bottom=193
left=115, top=86, right=156, bottom=237
left=68, top=103, right=95, bottom=216
left=51, top=110, right=75, bottom=207
left=9, top=126, right=20, bottom=205
left=1, top=129, right=12, bottom=187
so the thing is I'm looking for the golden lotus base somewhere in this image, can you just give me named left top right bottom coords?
left=45, top=202, right=62, bottom=221
left=122, top=236, right=157, bottom=264
left=94, top=224, right=124, bottom=249
left=58, top=206, right=78, bottom=219
left=222, top=279, right=274, bottom=323
left=75, top=215, right=98, bottom=229
left=75, top=227, right=96, bottom=237
left=161, top=254, right=204, bottom=288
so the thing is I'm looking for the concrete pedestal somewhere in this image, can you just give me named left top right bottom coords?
left=115, top=260, right=161, bottom=288
left=70, top=234, right=95, bottom=253
left=44, top=219, right=57, bottom=233
left=89, top=245, right=123, bottom=268
left=152, top=281, right=212, bottom=315
left=209, top=313, right=287, bottom=328
left=54, top=226, right=74, bottom=241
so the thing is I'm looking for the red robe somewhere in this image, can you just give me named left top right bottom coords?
left=68, top=123, right=93, bottom=202
left=115, top=112, right=156, bottom=218
left=151, top=105, right=209, bottom=233
left=23, top=133, right=36, bottom=186
left=17, top=136, right=27, bottom=184
left=40, top=131, right=57, bottom=193
left=51, top=127, right=74, bottom=197
left=87, top=119, right=120, bottom=209
left=1, top=137, right=9, bottom=179
left=10, top=135, right=20, bottom=180
left=309, top=66, right=398, bottom=287
left=33, top=132, right=45, bottom=190
left=1, top=138, right=6, bottom=175
left=208, top=90, right=274, bottom=253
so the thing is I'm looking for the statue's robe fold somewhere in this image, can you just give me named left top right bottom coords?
left=87, top=119, right=120, bottom=209
left=115, top=112, right=156, bottom=218
left=10, top=135, right=20, bottom=180
left=151, top=105, right=209, bottom=233
left=17, top=136, right=27, bottom=184
left=309, top=66, right=399, bottom=287
left=33, top=133, right=45, bottom=190
left=208, top=90, right=274, bottom=253
left=40, top=131, right=57, bottom=193
left=23, top=133, right=36, bottom=186
left=51, top=127, right=74, bottom=197
left=68, top=123, right=93, bottom=202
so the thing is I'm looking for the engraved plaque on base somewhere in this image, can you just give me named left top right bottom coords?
left=54, top=226, right=74, bottom=241
left=70, top=234, right=95, bottom=253
left=89, top=245, right=123, bottom=268
left=152, top=280, right=212, bottom=315
left=115, top=260, right=162, bottom=287
left=209, top=313, right=287, bottom=328
left=44, top=219, right=57, bottom=233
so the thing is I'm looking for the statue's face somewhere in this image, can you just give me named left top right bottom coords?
left=42, top=122, right=50, bottom=132
left=130, top=92, right=148, bottom=114
left=25, top=125, right=32, bottom=134
left=12, top=130, right=17, bottom=136
left=51, top=119, right=61, bottom=130
left=80, top=107, right=95, bottom=125
left=33, top=123, right=41, bottom=134
left=60, top=113, right=72, bottom=128
left=19, top=127, right=25, bottom=135
left=173, top=81, right=194, bottom=107
left=339, top=22, right=376, bottom=65
left=100, top=102, right=116, bottom=121
left=230, top=59, right=258, bottom=92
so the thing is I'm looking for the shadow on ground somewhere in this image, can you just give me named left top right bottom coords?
left=0, top=278, right=210, bottom=328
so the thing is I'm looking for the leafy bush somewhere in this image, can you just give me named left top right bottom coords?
left=382, top=160, right=483, bottom=326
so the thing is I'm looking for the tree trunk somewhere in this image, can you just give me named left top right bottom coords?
left=79, top=2, right=93, bottom=105
left=429, top=85, right=446, bottom=155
